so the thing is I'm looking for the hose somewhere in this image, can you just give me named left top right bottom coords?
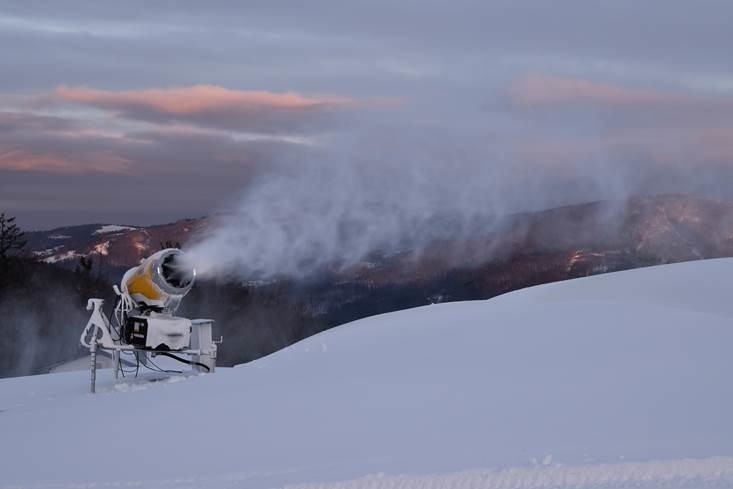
left=156, top=351, right=211, bottom=372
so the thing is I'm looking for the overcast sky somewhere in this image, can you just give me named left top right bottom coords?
left=1, top=1, right=733, bottom=230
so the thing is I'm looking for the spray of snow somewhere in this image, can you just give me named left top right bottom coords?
left=183, top=100, right=728, bottom=281
left=185, top=119, right=634, bottom=280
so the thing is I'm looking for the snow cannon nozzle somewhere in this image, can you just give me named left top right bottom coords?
left=123, top=248, right=196, bottom=311
left=158, top=249, right=196, bottom=295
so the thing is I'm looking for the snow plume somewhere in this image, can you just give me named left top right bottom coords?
left=186, top=121, right=620, bottom=280
left=186, top=74, right=733, bottom=281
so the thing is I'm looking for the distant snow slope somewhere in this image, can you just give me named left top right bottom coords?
left=2, top=259, right=733, bottom=489
left=92, top=224, right=138, bottom=235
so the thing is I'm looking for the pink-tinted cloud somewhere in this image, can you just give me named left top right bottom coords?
left=52, top=85, right=357, bottom=133
left=0, top=85, right=356, bottom=176
left=0, top=107, right=305, bottom=178
left=0, top=147, right=131, bottom=174
left=54, top=85, right=352, bottom=114
left=507, top=74, right=732, bottom=110
left=505, top=73, right=733, bottom=173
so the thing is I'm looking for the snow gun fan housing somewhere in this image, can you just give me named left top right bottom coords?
left=123, top=249, right=196, bottom=312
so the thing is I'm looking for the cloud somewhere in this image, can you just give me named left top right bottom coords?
left=0, top=110, right=307, bottom=228
left=0, top=147, right=131, bottom=173
left=0, top=111, right=134, bottom=174
left=0, top=124, right=296, bottom=177
left=0, top=111, right=76, bottom=133
left=0, top=97, right=316, bottom=176
left=52, top=85, right=356, bottom=133
left=1, top=0, right=733, bottom=236
left=507, top=74, right=733, bottom=111
left=54, top=85, right=351, bottom=114
left=504, top=73, right=733, bottom=176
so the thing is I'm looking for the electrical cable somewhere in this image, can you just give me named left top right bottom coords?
left=157, top=352, right=210, bottom=372
left=106, top=295, right=122, bottom=341
left=140, top=352, right=183, bottom=374
left=117, top=350, right=140, bottom=377
left=117, top=357, right=135, bottom=377
left=133, top=351, right=140, bottom=377
left=118, top=354, right=125, bottom=378
left=141, top=355, right=166, bottom=373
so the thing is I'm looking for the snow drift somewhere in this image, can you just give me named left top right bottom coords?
left=1, top=259, right=733, bottom=488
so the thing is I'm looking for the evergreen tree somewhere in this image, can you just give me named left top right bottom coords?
left=0, top=213, right=26, bottom=260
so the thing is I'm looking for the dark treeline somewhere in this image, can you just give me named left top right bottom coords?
left=0, top=257, right=112, bottom=377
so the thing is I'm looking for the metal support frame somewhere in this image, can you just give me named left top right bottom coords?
left=90, top=337, right=97, bottom=394
left=82, top=298, right=219, bottom=394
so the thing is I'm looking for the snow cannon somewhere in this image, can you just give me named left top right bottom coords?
left=122, top=249, right=196, bottom=312
left=80, top=249, right=221, bottom=393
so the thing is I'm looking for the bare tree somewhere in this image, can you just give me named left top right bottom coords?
left=0, top=213, right=26, bottom=260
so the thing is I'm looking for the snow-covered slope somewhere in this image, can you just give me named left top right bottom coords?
left=2, top=259, right=733, bottom=489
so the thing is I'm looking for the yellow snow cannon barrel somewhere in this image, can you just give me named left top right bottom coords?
left=123, top=249, right=196, bottom=311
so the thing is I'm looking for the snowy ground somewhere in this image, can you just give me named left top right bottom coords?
left=2, top=259, right=733, bottom=488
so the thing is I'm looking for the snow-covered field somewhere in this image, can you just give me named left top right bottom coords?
left=2, top=259, right=733, bottom=489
